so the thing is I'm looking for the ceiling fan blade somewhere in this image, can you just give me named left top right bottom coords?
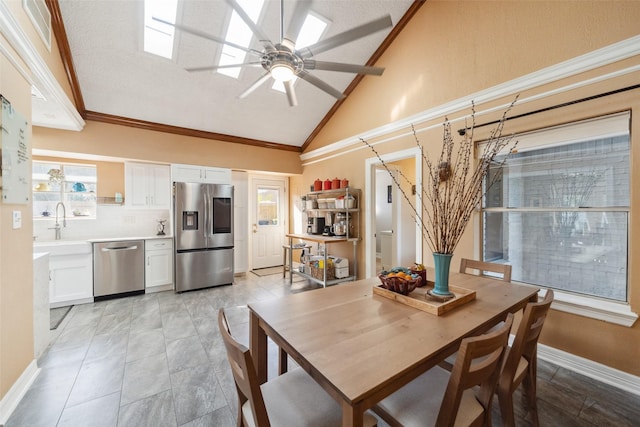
left=282, top=0, right=312, bottom=51
left=297, top=70, right=345, bottom=100
left=284, top=80, right=298, bottom=107
left=152, top=17, right=263, bottom=57
left=186, top=62, right=262, bottom=72
left=298, top=15, right=393, bottom=59
left=224, top=0, right=275, bottom=52
left=238, top=72, right=272, bottom=99
left=303, top=60, right=385, bottom=76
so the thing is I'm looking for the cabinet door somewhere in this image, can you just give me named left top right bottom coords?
left=49, top=254, right=93, bottom=306
left=203, top=167, right=232, bottom=184
left=150, top=165, right=171, bottom=209
left=171, top=164, right=205, bottom=183
left=125, top=163, right=150, bottom=208
left=145, top=249, right=173, bottom=288
left=126, top=163, right=171, bottom=209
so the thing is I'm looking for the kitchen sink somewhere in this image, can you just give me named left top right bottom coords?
left=33, top=240, right=92, bottom=256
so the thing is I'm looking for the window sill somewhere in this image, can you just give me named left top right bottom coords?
left=537, top=288, right=637, bottom=327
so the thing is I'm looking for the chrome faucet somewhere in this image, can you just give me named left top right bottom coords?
left=48, top=202, right=67, bottom=240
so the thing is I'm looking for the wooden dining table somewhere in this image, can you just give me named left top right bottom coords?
left=248, top=271, right=539, bottom=427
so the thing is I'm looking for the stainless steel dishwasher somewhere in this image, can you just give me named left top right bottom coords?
left=93, top=240, right=145, bottom=299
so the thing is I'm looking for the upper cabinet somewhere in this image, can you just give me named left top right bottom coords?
left=171, top=164, right=231, bottom=184
left=125, top=162, right=171, bottom=209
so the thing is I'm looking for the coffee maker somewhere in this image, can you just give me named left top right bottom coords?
left=308, top=217, right=325, bottom=235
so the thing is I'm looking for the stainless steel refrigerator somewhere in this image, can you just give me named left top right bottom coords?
left=174, top=182, right=234, bottom=292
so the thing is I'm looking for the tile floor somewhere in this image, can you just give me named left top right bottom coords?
left=5, top=272, right=640, bottom=426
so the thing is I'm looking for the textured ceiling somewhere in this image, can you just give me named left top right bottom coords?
left=54, top=0, right=415, bottom=148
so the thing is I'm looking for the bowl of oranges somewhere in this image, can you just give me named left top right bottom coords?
left=379, top=267, right=422, bottom=295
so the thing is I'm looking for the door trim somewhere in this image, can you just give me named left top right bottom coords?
left=365, top=148, right=422, bottom=278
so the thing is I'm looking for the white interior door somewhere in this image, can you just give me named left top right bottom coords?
left=251, top=177, right=286, bottom=269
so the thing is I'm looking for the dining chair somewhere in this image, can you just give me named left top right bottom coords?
left=459, top=258, right=512, bottom=282
left=373, top=313, right=514, bottom=427
left=218, top=309, right=378, bottom=427
left=497, top=289, right=554, bottom=427
left=438, top=259, right=513, bottom=372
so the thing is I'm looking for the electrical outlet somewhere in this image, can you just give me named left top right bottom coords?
left=12, top=211, right=22, bottom=229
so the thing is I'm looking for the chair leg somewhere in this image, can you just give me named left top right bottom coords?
left=498, top=388, right=516, bottom=427
left=524, top=356, right=540, bottom=427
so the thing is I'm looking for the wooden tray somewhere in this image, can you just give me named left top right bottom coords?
left=373, top=282, right=476, bottom=316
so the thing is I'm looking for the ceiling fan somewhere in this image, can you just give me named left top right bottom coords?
left=154, top=0, right=392, bottom=106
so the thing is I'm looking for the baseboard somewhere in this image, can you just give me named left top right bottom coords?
left=0, top=359, right=40, bottom=425
left=144, top=284, right=174, bottom=293
left=537, top=343, right=640, bottom=397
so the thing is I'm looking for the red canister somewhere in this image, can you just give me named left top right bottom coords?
left=331, top=177, right=340, bottom=189
left=314, top=179, right=322, bottom=191
left=323, top=179, right=331, bottom=190
left=341, top=178, right=349, bottom=188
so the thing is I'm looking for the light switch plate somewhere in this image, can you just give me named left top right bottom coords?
left=13, top=210, right=22, bottom=229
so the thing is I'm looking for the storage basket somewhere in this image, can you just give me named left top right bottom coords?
left=310, top=264, right=336, bottom=281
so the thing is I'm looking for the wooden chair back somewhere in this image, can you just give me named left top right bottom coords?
left=498, top=290, right=554, bottom=427
left=218, top=309, right=270, bottom=427
left=460, top=258, right=512, bottom=282
left=437, top=313, right=514, bottom=427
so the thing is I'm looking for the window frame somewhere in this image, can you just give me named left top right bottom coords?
left=479, top=112, right=637, bottom=326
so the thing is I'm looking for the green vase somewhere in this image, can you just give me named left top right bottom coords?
left=432, top=253, right=454, bottom=297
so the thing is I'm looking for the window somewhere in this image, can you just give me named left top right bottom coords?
left=217, top=0, right=265, bottom=79
left=482, top=112, right=630, bottom=302
left=143, top=0, right=178, bottom=59
left=32, top=161, right=97, bottom=219
left=257, top=187, right=279, bottom=226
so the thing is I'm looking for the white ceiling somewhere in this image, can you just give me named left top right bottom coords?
left=49, top=0, right=414, bottom=148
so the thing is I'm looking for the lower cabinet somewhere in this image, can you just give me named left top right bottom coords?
left=145, top=238, right=174, bottom=291
left=49, top=253, right=93, bottom=308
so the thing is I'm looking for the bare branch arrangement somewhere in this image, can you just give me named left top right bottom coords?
left=362, top=99, right=518, bottom=255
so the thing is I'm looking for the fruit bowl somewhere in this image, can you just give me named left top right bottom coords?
left=379, top=270, right=422, bottom=295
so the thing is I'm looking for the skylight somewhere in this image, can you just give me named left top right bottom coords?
left=144, top=0, right=178, bottom=59
left=218, top=0, right=265, bottom=78
left=272, top=12, right=328, bottom=92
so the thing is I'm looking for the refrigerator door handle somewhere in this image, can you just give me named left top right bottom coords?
left=203, top=186, right=209, bottom=240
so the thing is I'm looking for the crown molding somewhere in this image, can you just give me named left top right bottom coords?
left=0, top=0, right=84, bottom=130
left=301, top=35, right=640, bottom=163
left=84, top=110, right=301, bottom=152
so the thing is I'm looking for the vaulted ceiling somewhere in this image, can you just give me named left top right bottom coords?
left=41, top=0, right=422, bottom=152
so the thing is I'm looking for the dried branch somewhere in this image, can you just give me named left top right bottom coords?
left=363, top=98, right=519, bottom=255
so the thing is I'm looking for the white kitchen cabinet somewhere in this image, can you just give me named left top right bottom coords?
left=49, top=252, right=94, bottom=308
left=125, top=162, right=171, bottom=209
left=171, top=164, right=231, bottom=184
left=145, top=238, right=174, bottom=291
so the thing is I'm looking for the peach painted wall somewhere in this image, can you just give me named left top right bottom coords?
left=298, top=1, right=640, bottom=376
left=33, top=121, right=302, bottom=175
left=0, top=36, right=34, bottom=398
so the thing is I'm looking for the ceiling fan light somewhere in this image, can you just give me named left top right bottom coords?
left=270, top=63, right=295, bottom=82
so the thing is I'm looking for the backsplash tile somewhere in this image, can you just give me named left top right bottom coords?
left=33, top=205, right=170, bottom=242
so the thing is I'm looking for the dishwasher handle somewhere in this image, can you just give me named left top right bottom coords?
left=101, top=245, right=139, bottom=252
